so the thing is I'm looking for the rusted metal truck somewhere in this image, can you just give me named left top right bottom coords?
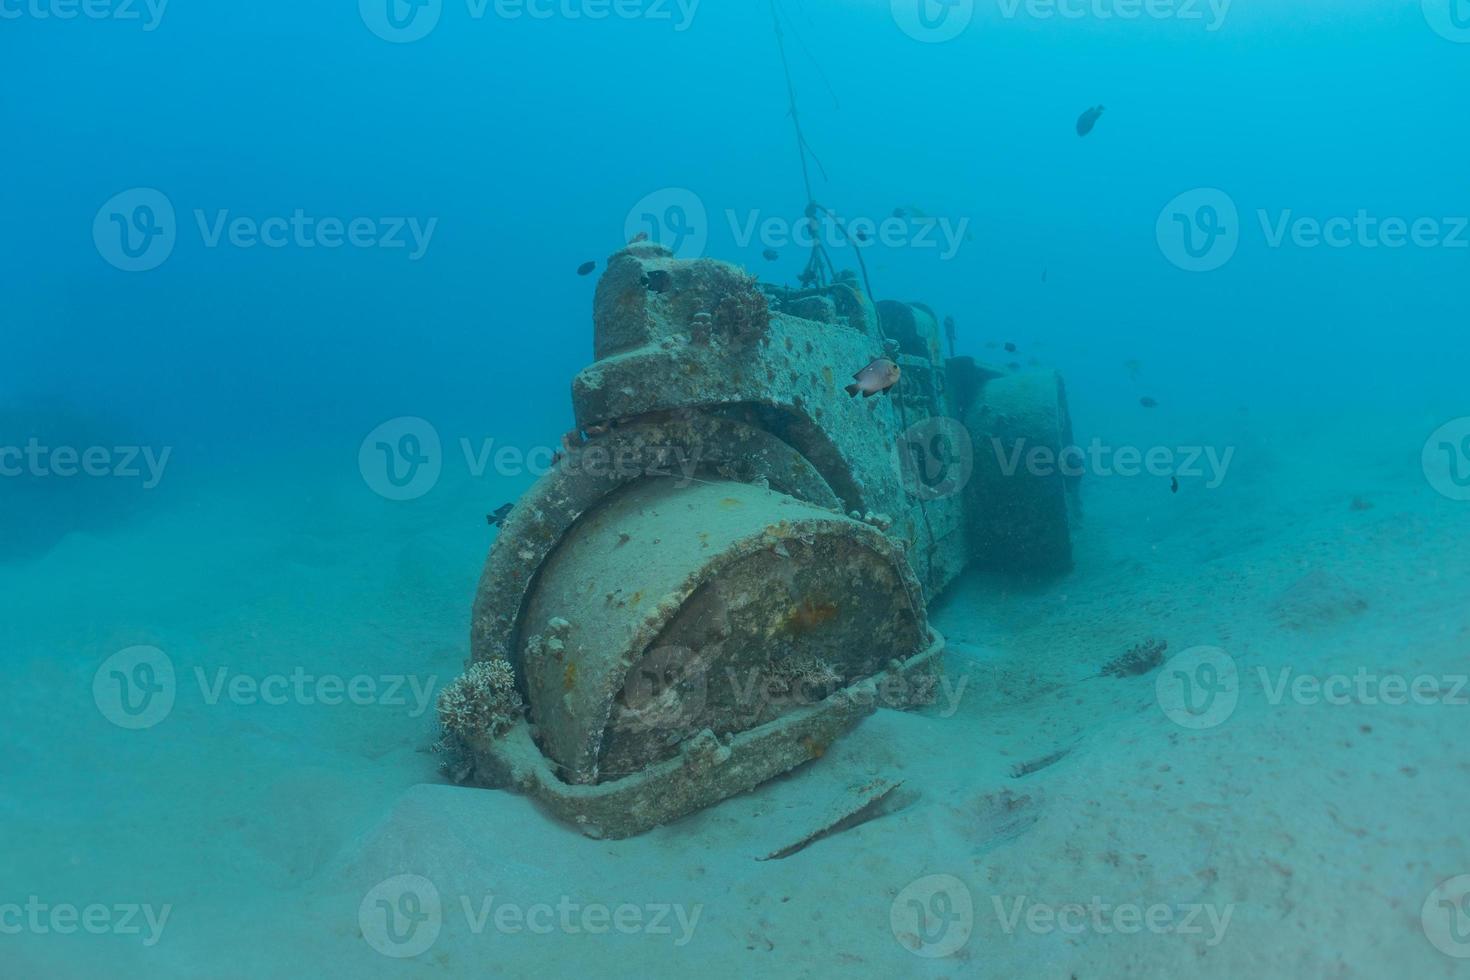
left=440, top=238, right=1078, bottom=838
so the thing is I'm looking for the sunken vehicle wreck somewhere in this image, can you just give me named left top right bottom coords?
left=440, top=238, right=1078, bottom=838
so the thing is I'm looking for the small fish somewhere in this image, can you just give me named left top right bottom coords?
left=762, top=248, right=779, bottom=261
left=985, top=341, right=998, bottom=350
left=845, top=357, right=901, bottom=398
left=643, top=270, right=671, bottom=293
left=577, top=261, right=596, bottom=276
left=628, top=231, right=648, bottom=244
left=1041, top=268, right=1048, bottom=283
left=854, top=228, right=869, bottom=243
left=1124, top=358, right=1143, bottom=381
left=1006, top=361, right=1021, bottom=370
left=1170, top=476, right=1179, bottom=494
left=1076, top=104, right=1106, bottom=137
left=486, top=503, right=513, bottom=528
left=943, top=315, right=957, bottom=357
left=1004, top=342, right=1017, bottom=353
left=892, top=207, right=907, bottom=219
left=1140, top=396, right=1158, bottom=409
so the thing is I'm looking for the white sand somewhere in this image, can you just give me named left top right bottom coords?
left=5, top=409, right=1468, bottom=978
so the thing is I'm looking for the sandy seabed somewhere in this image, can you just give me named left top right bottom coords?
left=5, top=410, right=1468, bottom=979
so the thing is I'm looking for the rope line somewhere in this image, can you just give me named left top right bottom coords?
left=768, top=0, right=940, bottom=591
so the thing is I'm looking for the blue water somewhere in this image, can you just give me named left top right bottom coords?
left=4, top=1, right=1469, bottom=976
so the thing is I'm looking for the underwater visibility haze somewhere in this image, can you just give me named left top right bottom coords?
left=3, top=0, right=1470, bottom=976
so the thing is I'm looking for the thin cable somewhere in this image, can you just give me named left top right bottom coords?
left=769, top=0, right=939, bottom=590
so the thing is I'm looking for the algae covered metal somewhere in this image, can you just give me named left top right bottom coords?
left=445, top=239, right=1078, bottom=838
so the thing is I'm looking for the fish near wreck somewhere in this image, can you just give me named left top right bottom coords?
left=845, top=357, right=901, bottom=398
